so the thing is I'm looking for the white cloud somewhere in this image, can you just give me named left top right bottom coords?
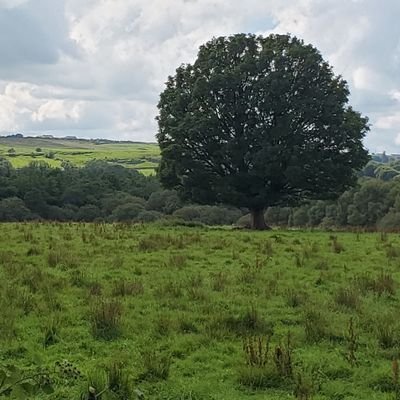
left=391, top=91, right=400, bottom=102
left=32, top=100, right=83, bottom=123
left=376, top=114, right=400, bottom=130
left=0, top=0, right=399, bottom=152
left=353, top=67, right=381, bottom=91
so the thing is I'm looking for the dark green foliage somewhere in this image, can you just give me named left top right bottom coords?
left=3, top=151, right=400, bottom=229
left=110, top=202, right=145, bottom=222
left=157, top=33, right=369, bottom=229
left=173, top=205, right=242, bottom=225
left=146, top=189, right=182, bottom=214
left=136, top=210, right=163, bottom=222
left=0, top=197, right=34, bottom=221
left=0, top=159, right=162, bottom=222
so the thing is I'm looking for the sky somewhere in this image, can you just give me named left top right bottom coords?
left=0, top=0, right=399, bottom=152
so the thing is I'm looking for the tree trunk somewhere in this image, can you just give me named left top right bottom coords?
left=250, top=209, right=270, bottom=230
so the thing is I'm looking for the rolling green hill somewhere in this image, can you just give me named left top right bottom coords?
left=0, top=136, right=160, bottom=175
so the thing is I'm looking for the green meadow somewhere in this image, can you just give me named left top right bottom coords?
left=0, top=137, right=160, bottom=175
left=1, top=223, right=400, bottom=399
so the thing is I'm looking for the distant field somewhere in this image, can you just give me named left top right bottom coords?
left=1, top=223, right=400, bottom=399
left=0, top=137, right=160, bottom=175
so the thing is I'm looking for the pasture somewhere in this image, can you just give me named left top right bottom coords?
left=0, top=137, right=160, bottom=175
left=0, top=223, right=400, bottom=399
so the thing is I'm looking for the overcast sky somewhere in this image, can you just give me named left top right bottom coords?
left=0, top=0, right=399, bottom=152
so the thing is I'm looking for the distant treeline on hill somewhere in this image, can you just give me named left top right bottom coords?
left=3, top=133, right=156, bottom=145
left=1, top=156, right=400, bottom=229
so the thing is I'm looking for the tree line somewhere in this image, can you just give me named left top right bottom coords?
left=1, top=156, right=400, bottom=229
left=0, top=158, right=242, bottom=225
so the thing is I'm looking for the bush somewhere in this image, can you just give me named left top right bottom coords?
left=0, top=197, right=34, bottom=221
left=146, top=190, right=181, bottom=214
left=135, top=210, right=163, bottom=222
left=77, top=204, right=102, bottom=222
left=101, top=192, right=146, bottom=214
left=292, top=207, right=309, bottom=226
left=46, top=205, right=76, bottom=221
left=110, top=202, right=145, bottom=221
left=236, top=213, right=251, bottom=228
left=378, top=211, right=400, bottom=230
left=173, top=205, right=242, bottom=225
left=265, top=207, right=291, bottom=226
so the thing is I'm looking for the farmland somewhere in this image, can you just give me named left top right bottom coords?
left=1, top=223, right=400, bottom=399
left=0, top=137, right=160, bottom=175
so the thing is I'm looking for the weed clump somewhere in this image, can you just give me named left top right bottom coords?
left=285, top=288, right=307, bottom=308
left=376, top=316, right=398, bottom=349
left=107, top=362, right=132, bottom=399
left=90, top=299, right=123, bottom=340
left=354, top=271, right=396, bottom=296
left=304, top=308, right=328, bottom=343
left=386, top=244, right=400, bottom=259
left=294, top=372, right=315, bottom=400
left=344, top=318, right=359, bottom=366
left=334, top=287, right=360, bottom=310
left=47, top=249, right=78, bottom=269
left=139, top=349, right=171, bottom=381
left=222, top=306, right=273, bottom=336
left=112, top=280, right=144, bottom=297
left=238, top=333, right=293, bottom=389
left=331, top=237, right=344, bottom=253
left=42, top=316, right=61, bottom=347
left=166, top=253, right=187, bottom=269
left=211, top=271, right=229, bottom=291
left=80, top=370, right=108, bottom=400
left=26, top=246, right=41, bottom=256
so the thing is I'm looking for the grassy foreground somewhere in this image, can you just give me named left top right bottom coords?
left=0, top=137, right=159, bottom=174
left=1, top=223, right=400, bottom=399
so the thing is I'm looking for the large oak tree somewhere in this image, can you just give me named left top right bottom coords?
left=156, top=34, right=370, bottom=229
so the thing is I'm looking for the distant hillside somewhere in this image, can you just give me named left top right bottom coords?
left=0, top=135, right=160, bottom=175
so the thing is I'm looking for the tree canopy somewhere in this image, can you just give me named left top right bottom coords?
left=157, top=33, right=370, bottom=229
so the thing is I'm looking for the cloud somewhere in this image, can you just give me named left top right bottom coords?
left=0, top=0, right=399, bottom=152
left=0, top=0, right=28, bottom=9
left=0, top=0, right=77, bottom=70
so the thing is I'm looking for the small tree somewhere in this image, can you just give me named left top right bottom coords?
left=157, top=34, right=369, bottom=229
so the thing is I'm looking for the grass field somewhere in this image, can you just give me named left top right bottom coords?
left=0, top=137, right=160, bottom=175
left=1, top=223, right=400, bottom=399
